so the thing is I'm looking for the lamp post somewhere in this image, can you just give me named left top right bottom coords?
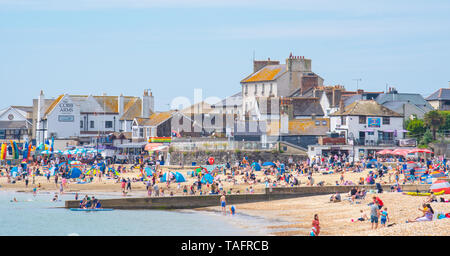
left=349, top=132, right=355, bottom=166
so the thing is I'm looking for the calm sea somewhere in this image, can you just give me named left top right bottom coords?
left=0, top=191, right=267, bottom=236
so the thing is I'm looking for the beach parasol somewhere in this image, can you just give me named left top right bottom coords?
left=408, top=148, right=433, bottom=154
left=391, top=148, right=410, bottom=156
left=201, top=173, right=214, bottom=184
left=195, top=167, right=208, bottom=174
left=430, top=180, right=450, bottom=194
left=376, top=149, right=393, bottom=155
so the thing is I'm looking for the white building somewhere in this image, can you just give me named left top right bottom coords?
left=240, top=54, right=324, bottom=120
left=330, top=100, right=405, bottom=145
left=34, top=90, right=154, bottom=145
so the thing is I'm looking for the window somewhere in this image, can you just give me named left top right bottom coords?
left=368, top=131, right=374, bottom=135
left=139, top=128, right=144, bottom=138
left=254, top=85, right=257, bottom=95
left=105, top=121, right=113, bottom=128
left=261, top=84, right=265, bottom=95
left=80, top=121, right=83, bottom=128
left=132, top=128, right=138, bottom=137
left=322, top=121, right=327, bottom=126
left=244, top=85, right=248, bottom=95
left=270, top=83, right=273, bottom=94
left=359, top=116, right=366, bottom=124
left=90, top=121, right=94, bottom=128
left=315, top=121, right=320, bottom=126
left=382, top=117, right=390, bottom=125
left=341, top=116, right=346, bottom=125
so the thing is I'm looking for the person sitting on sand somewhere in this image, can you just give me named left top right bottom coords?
left=407, top=204, right=434, bottom=223
left=330, top=192, right=341, bottom=203
left=354, top=209, right=368, bottom=222
left=425, top=192, right=438, bottom=203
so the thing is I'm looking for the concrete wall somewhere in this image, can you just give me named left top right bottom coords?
left=168, top=150, right=308, bottom=166
left=65, top=184, right=430, bottom=210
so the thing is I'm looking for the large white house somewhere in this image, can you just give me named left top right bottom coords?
left=34, top=90, right=154, bottom=145
left=329, top=100, right=405, bottom=145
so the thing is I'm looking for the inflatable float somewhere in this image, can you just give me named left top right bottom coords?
left=403, top=190, right=445, bottom=196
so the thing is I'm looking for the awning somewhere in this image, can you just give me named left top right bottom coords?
left=383, top=130, right=394, bottom=132
left=145, top=143, right=169, bottom=151
left=116, top=142, right=147, bottom=148
left=361, top=129, right=374, bottom=132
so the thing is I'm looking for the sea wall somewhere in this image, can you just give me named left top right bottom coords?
left=65, top=184, right=430, bottom=210
left=168, top=150, right=307, bottom=166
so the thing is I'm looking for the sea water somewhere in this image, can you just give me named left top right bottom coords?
left=0, top=191, right=255, bottom=236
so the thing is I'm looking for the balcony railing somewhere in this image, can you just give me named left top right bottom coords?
left=353, top=139, right=399, bottom=146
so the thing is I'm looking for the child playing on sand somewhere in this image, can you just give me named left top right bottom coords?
left=380, top=207, right=389, bottom=227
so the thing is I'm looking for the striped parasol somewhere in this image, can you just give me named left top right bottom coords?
left=430, top=180, right=450, bottom=194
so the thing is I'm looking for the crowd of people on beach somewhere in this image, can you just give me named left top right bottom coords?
left=1, top=150, right=449, bottom=235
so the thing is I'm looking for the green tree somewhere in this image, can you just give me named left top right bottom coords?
left=420, top=129, right=433, bottom=146
left=424, top=110, right=445, bottom=140
left=406, top=119, right=426, bottom=140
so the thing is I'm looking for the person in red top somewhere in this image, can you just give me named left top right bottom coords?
left=373, top=196, right=384, bottom=210
left=311, top=214, right=320, bottom=236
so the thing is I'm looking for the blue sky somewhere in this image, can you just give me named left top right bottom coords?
left=1, top=0, right=450, bottom=111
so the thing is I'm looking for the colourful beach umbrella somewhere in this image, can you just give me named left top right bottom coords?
left=430, top=180, right=450, bottom=194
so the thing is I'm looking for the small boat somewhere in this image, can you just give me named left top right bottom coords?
left=69, top=208, right=114, bottom=211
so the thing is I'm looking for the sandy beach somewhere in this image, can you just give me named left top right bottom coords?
left=1, top=164, right=449, bottom=236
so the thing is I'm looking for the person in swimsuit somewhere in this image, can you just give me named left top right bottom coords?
left=220, top=193, right=226, bottom=214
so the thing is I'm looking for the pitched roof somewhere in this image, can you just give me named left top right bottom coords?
left=136, top=111, right=174, bottom=127
left=292, top=98, right=324, bottom=116
left=44, top=95, right=64, bottom=116
left=426, top=88, right=450, bottom=101
left=241, top=64, right=286, bottom=83
left=211, top=92, right=242, bottom=108
left=376, top=93, right=433, bottom=110
left=119, top=98, right=142, bottom=121
left=43, top=94, right=144, bottom=120
left=331, top=100, right=402, bottom=117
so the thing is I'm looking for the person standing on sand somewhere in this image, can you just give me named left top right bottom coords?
left=311, top=214, right=320, bottom=236
left=54, top=174, right=59, bottom=189
left=220, top=192, right=226, bottom=214
left=370, top=200, right=380, bottom=229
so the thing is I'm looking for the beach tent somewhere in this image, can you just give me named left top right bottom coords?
left=68, top=168, right=82, bottom=179
left=251, top=162, right=261, bottom=171
left=144, top=167, right=154, bottom=177
left=430, top=180, right=450, bottom=194
left=174, top=172, right=186, bottom=182
left=160, top=172, right=185, bottom=183
left=262, top=162, right=276, bottom=166
left=201, top=173, right=214, bottom=184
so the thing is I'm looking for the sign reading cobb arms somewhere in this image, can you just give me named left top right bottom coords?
left=59, top=99, right=73, bottom=113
